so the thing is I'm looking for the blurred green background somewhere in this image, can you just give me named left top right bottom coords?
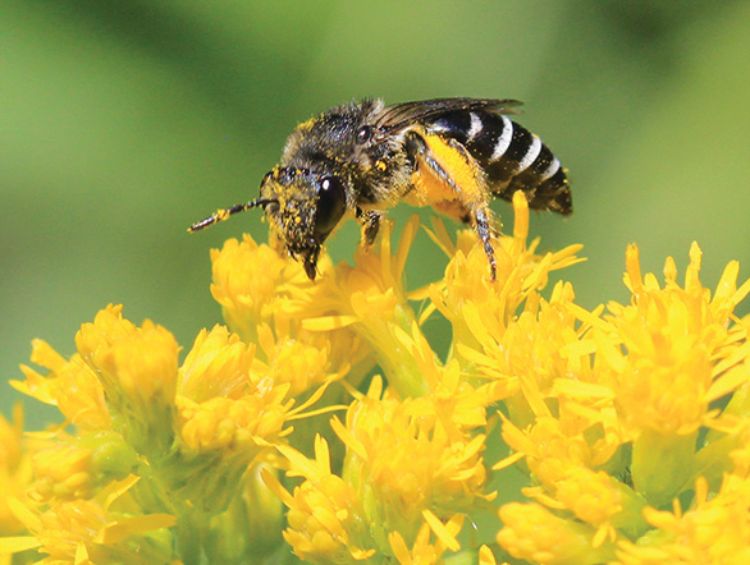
left=3, top=1, right=750, bottom=426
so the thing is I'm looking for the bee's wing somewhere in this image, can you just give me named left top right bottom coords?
left=374, top=98, right=522, bottom=133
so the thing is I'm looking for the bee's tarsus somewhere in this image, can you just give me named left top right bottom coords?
left=359, top=210, right=383, bottom=246
left=474, top=208, right=497, bottom=281
left=303, top=245, right=321, bottom=281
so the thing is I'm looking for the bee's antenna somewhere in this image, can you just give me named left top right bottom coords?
left=187, top=198, right=277, bottom=233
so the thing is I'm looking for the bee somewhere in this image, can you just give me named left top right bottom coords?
left=189, top=98, right=571, bottom=280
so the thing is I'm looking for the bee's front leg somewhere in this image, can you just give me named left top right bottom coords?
left=356, top=208, right=383, bottom=246
left=302, top=244, right=321, bottom=281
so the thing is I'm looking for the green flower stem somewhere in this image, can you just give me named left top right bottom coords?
left=631, top=429, right=697, bottom=507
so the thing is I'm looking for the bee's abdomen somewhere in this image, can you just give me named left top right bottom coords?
left=428, top=111, right=571, bottom=215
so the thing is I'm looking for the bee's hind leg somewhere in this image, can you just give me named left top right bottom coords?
left=441, top=204, right=496, bottom=280
left=405, top=130, right=498, bottom=279
left=473, top=207, right=497, bottom=280
left=356, top=208, right=383, bottom=246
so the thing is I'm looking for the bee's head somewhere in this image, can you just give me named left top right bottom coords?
left=188, top=165, right=347, bottom=281
left=260, top=166, right=347, bottom=279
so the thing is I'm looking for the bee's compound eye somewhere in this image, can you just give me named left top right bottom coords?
left=356, top=125, right=373, bottom=144
left=314, top=176, right=347, bottom=240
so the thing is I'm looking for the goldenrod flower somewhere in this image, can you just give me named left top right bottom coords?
left=331, top=378, right=491, bottom=527
left=499, top=415, right=646, bottom=545
left=30, top=430, right=137, bottom=503
left=497, top=502, right=616, bottom=564
left=264, top=436, right=376, bottom=563
left=210, top=234, right=335, bottom=343
left=73, top=304, right=179, bottom=450
left=211, top=233, right=375, bottom=414
left=171, top=323, right=329, bottom=515
left=592, top=243, right=750, bottom=505
left=7, top=191, right=750, bottom=564
left=14, top=340, right=110, bottom=430
left=388, top=513, right=464, bottom=564
left=608, top=242, right=749, bottom=437
left=7, top=308, right=338, bottom=561
left=428, top=192, right=583, bottom=367
left=178, top=324, right=256, bottom=401
left=616, top=474, right=750, bottom=564
left=1, top=476, right=175, bottom=564
left=306, top=215, right=429, bottom=397
left=0, top=406, right=32, bottom=535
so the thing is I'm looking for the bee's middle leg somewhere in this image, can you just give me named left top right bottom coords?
left=356, top=208, right=383, bottom=246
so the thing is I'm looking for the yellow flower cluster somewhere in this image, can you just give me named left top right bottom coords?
left=3, top=191, right=750, bottom=564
